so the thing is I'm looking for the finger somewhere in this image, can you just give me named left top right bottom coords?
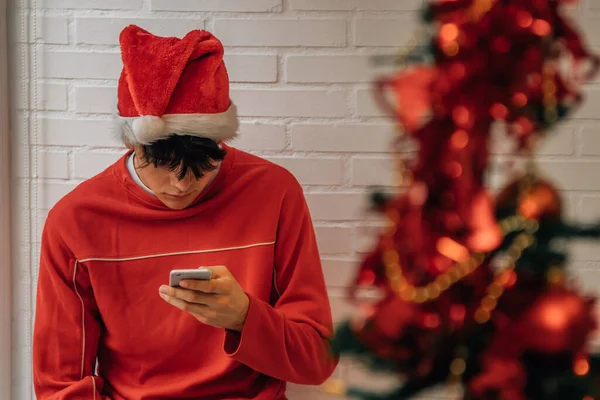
left=159, top=293, right=211, bottom=315
left=179, top=278, right=228, bottom=294
left=164, top=286, right=222, bottom=306
left=160, top=294, right=220, bottom=326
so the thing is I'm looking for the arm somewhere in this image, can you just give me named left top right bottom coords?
left=33, top=212, right=110, bottom=399
left=223, top=176, right=338, bottom=385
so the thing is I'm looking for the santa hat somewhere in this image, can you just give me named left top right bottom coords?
left=116, top=25, right=239, bottom=146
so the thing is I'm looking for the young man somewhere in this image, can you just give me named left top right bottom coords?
left=32, top=25, right=337, bottom=399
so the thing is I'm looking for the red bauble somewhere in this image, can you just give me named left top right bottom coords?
left=366, top=294, right=422, bottom=339
left=496, top=176, right=562, bottom=221
left=353, top=294, right=443, bottom=377
left=353, top=251, right=385, bottom=288
left=467, top=356, right=527, bottom=400
left=515, top=288, right=597, bottom=354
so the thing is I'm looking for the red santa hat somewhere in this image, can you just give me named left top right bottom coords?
left=116, top=25, right=238, bottom=146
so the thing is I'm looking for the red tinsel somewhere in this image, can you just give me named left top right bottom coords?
left=338, top=2, right=600, bottom=399
left=353, top=0, right=598, bottom=294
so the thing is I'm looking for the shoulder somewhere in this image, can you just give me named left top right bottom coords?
left=45, top=162, right=121, bottom=227
left=228, top=146, right=303, bottom=194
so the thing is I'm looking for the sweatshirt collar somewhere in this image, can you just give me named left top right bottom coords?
left=114, top=143, right=236, bottom=212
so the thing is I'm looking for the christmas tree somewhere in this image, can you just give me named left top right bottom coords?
left=325, top=1, right=600, bottom=399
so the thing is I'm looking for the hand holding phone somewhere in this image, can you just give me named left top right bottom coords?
left=160, top=265, right=249, bottom=332
left=169, top=268, right=212, bottom=287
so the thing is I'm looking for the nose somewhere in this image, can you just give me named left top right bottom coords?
left=170, top=171, right=195, bottom=192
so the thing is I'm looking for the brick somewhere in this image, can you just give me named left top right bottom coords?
left=10, top=207, right=46, bottom=246
left=37, top=151, right=69, bottom=179
left=229, top=123, right=286, bottom=151
left=574, top=14, right=600, bottom=46
left=321, top=258, right=358, bottom=288
left=12, top=16, right=69, bottom=44
left=354, top=222, right=388, bottom=253
left=10, top=121, right=71, bottom=177
left=38, top=84, right=68, bottom=111
left=570, top=265, right=600, bottom=298
left=150, top=0, right=281, bottom=12
left=305, top=192, right=368, bottom=221
left=224, top=54, right=278, bottom=83
left=39, top=182, right=79, bottom=210
left=42, top=51, right=122, bottom=80
left=232, top=89, right=347, bottom=118
left=12, top=211, right=48, bottom=244
left=586, top=0, right=600, bottom=10
left=40, top=119, right=124, bottom=147
left=355, top=88, right=391, bottom=117
left=290, top=0, right=423, bottom=11
left=266, top=157, right=343, bottom=185
left=571, top=241, right=600, bottom=261
left=328, top=294, right=355, bottom=323
left=537, top=160, right=600, bottom=191
left=535, top=126, right=577, bottom=155
left=75, top=18, right=204, bottom=45
left=355, top=18, right=420, bottom=47
left=73, top=152, right=125, bottom=179
left=347, top=364, right=403, bottom=393
left=581, top=196, right=600, bottom=221
left=570, top=86, right=600, bottom=119
left=491, top=123, right=575, bottom=155
left=580, top=124, right=600, bottom=155
left=13, top=82, right=68, bottom=111
left=287, top=55, right=378, bottom=83
left=39, top=0, right=143, bottom=9
left=291, top=123, right=397, bottom=153
left=315, top=226, right=353, bottom=255
left=561, top=194, right=579, bottom=221
left=352, top=156, right=395, bottom=187
left=214, top=19, right=346, bottom=47
left=75, top=86, right=116, bottom=114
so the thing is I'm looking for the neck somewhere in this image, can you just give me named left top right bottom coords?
left=129, top=151, right=154, bottom=195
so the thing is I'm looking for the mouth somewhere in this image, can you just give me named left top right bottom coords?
left=164, top=193, right=193, bottom=199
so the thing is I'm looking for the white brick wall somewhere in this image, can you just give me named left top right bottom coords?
left=7, top=1, right=600, bottom=399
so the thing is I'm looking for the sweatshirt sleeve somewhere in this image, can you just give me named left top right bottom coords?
left=33, top=212, right=110, bottom=399
left=224, top=174, right=338, bottom=385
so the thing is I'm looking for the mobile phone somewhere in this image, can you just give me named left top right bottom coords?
left=169, top=268, right=212, bottom=287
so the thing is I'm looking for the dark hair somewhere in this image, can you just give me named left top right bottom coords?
left=138, top=135, right=227, bottom=180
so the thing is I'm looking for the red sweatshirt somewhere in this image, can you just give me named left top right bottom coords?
left=33, top=144, right=337, bottom=399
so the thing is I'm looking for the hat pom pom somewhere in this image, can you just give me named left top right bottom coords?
left=132, top=116, right=167, bottom=143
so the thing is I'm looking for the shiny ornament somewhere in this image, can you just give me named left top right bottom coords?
left=467, top=356, right=527, bottom=400
left=352, top=294, right=440, bottom=376
left=515, top=288, right=597, bottom=354
left=496, top=176, right=562, bottom=221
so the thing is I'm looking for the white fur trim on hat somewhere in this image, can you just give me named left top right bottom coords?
left=117, top=103, right=239, bottom=146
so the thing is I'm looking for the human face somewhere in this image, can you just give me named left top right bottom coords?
left=133, top=150, right=220, bottom=210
